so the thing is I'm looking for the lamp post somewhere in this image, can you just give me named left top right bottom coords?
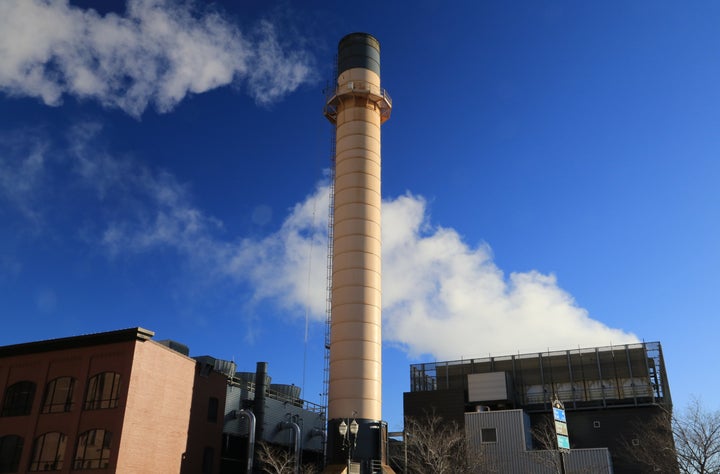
left=338, top=417, right=359, bottom=473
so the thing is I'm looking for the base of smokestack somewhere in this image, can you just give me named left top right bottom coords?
left=324, top=418, right=395, bottom=474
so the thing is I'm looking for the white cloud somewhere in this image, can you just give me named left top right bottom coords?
left=0, top=0, right=313, bottom=116
left=221, top=184, right=330, bottom=316
left=3, top=128, right=638, bottom=360
left=241, top=189, right=639, bottom=360
left=101, top=164, right=636, bottom=359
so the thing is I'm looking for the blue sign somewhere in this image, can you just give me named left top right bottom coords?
left=553, top=399, right=570, bottom=450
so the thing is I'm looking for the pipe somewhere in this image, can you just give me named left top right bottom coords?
left=280, top=421, right=301, bottom=474
left=254, top=362, right=269, bottom=443
left=236, top=409, right=256, bottom=474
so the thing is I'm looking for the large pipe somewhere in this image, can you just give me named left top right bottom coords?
left=324, top=32, right=392, bottom=471
left=236, top=409, right=256, bottom=474
left=253, top=362, right=269, bottom=467
left=280, top=421, right=301, bottom=474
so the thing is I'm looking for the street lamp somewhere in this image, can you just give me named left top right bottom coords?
left=338, top=417, right=359, bottom=472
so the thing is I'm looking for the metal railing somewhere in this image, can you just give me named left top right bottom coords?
left=231, top=379, right=325, bottom=414
left=324, top=81, right=392, bottom=123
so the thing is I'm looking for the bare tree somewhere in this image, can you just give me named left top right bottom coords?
left=620, top=397, right=720, bottom=474
left=257, top=442, right=295, bottom=474
left=301, top=463, right=319, bottom=474
left=673, top=398, right=720, bottom=474
left=397, top=411, right=492, bottom=474
left=618, top=408, right=678, bottom=473
left=255, top=442, right=320, bottom=474
left=531, top=417, right=565, bottom=474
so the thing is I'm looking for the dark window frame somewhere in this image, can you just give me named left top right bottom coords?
left=28, top=432, right=66, bottom=471
left=73, top=429, right=112, bottom=470
left=1, top=381, right=36, bottom=417
left=480, top=427, right=497, bottom=443
left=201, top=446, right=214, bottom=474
left=41, top=377, right=75, bottom=414
left=84, top=372, right=121, bottom=410
left=0, top=434, right=24, bottom=473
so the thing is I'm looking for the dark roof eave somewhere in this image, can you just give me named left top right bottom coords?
left=0, top=327, right=155, bottom=358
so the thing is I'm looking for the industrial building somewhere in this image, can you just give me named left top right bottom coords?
left=0, top=328, right=324, bottom=473
left=403, top=341, right=676, bottom=473
left=220, top=362, right=325, bottom=473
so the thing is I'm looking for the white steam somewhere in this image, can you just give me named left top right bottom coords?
left=0, top=0, right=313, bottom=116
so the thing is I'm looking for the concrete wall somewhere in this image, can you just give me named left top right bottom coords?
left=329, top=64, right=385, bottom=422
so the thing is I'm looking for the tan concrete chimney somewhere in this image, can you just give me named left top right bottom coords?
left=323, top=32, right=392, bottom=472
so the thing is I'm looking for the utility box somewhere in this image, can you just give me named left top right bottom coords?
left=468, top=372, right=513, bottom=403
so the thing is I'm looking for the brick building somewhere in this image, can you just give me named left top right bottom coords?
left=0, top=328, right=329, bottom=474
left=0, top=328, right=228, bottom=474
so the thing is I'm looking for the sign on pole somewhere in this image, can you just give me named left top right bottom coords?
left=553, top=399, right=570, bottom=450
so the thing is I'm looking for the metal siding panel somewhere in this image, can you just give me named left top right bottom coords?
left=565, top=448, right=613, bottom=473
left=249, top=396, right=326, bottom=452
left=466, top=410, right=531, bottom=472
left=465, top=411, right=612, bottom=473
left=223, top=385, right=248, bottom=435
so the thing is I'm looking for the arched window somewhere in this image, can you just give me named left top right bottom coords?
left=28, top=432, right=66, bottom=471
left=0, top=435, right=23, bottom=473
left=73, top=430, right=112, bottom=470
left=41, top=377, right=75, bottom=414
left=1, top=381, right=36, bottom=417
left=84, top=372, right=120, bottom=410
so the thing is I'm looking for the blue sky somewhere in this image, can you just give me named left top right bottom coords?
left=1, top=0, right=719, bottom=431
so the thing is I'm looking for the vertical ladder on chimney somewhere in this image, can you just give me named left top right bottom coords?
left=322, top=57, right=338, bottom=458
left=322, top=128, right=335, bottom=414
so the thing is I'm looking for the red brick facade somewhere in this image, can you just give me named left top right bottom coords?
left=0, top=328, right=223, bottom=474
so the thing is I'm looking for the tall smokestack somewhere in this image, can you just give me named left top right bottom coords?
left=323, top=33, right=392, bottom=473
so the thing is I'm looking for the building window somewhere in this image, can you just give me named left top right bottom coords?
left=42, top=377, right=75, bottom=414
left=29, top=432, right=66, bottom=471
left=73, top=430, right=112, bottom=470
left=207, top=397, right=219, bottom=422
left=201, top=447, right=214, bottom=474
left=1, top=381, right=36, bottom=417
left=480, top=428, right=497, bottom=443
left=0, top=435, right=24, bottom=473
left=84, top=372, right=120, bottom=410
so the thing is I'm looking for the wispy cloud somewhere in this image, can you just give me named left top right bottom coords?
left=63, top=123, right=224, bottom=255
left=0, top=0, right=313, bottom=117
left=3, top=127, right=638, bottom=360
left=0, top=131, right=48, bottom=224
